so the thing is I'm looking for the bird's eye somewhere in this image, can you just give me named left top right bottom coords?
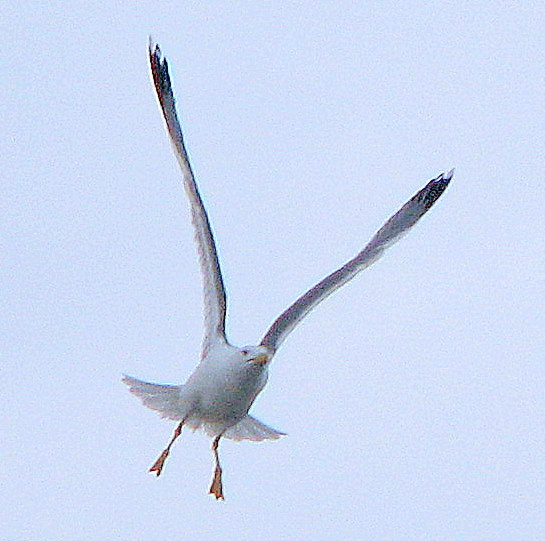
left=241, top=349, right=249, bottom=356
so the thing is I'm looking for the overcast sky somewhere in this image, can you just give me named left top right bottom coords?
left=2, top=2, right=544, bottom=540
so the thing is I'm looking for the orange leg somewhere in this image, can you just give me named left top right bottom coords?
left=209, top=435, right=224, bottom=500
left=149, top=421, right=183, bottom=476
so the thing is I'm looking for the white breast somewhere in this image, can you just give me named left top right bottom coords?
left=183, top=344, right=268, bottom=426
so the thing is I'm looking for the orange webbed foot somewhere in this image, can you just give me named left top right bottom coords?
left=209, top=466, right=224, bottom=500
left=149, top=449, right=169, bottom=477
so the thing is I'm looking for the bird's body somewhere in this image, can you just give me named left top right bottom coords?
left=185, top=346, right=268, bottom=426
left=124, top=39, right=452, bottom=499
left=124, top=343, right=278, bottom=440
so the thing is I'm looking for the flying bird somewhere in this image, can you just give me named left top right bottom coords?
left=123, top=40, right=453, bottom=500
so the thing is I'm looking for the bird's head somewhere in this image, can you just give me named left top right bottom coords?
left=240, top=345, right=273, bottom=367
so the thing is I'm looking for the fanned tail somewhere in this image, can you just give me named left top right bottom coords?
left=123, top=375, right=285, bottom=441
left=222, top=415, right=286, bottom=442
left=122, top=374, right=184, bottom=420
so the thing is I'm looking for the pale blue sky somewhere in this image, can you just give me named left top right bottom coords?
left=2, top=2, right=544, bottom=540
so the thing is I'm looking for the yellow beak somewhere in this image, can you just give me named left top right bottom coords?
left=251, top=353, right=270, bottom=366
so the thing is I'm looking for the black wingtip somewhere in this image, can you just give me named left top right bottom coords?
left=418, top=169, right=454, bottom=210
left=148, top=38, right=162, bottom=65
left=148, top=39, right=173, bottom=97
left=437, top=168, right=454, bottom=188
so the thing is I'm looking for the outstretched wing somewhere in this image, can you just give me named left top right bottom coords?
left=149, top=40, right=227, bottom=354
left=260, top=170, right=453, bottom=353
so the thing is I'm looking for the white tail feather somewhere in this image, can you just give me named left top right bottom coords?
left=222, top=415, right=286, bottom=442
left=122, top=374, right=184, bottom=420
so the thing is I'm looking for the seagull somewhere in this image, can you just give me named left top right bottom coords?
left=123, top=40, right=453, bottom=500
